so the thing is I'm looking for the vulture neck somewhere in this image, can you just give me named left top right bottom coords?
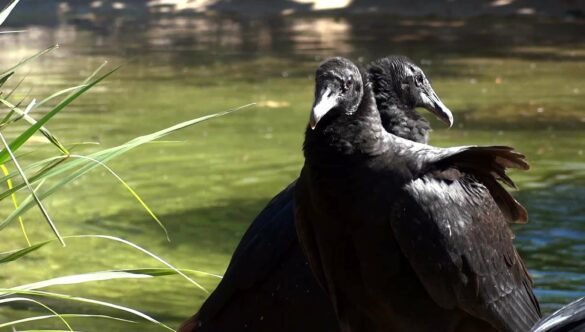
left=303, top=84, right=390, bottom=166
left=379, top=106, right=431, bottom=144
left=369, top=62, right=431, bottom=144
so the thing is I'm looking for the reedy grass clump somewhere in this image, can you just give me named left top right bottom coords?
left=0, top=0, right=249, bottom=330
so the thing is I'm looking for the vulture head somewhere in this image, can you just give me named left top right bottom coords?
left=368, top=56, right=454, bottom=127
left=310, top=57, right=363, bottom=129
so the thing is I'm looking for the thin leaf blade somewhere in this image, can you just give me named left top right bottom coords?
left=0, top=0, right=19, bottom=26
left=0, top=66, right=119, bottom=163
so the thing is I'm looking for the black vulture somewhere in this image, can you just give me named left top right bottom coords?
left=295, top=57, right=541, bottom=332
left=531, top=297, right=585, bottom=332
left=178, top=56, right=435, bottom=332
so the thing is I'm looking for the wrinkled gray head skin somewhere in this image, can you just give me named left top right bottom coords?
left=310, top=57, right=364, bottom=129
left=368, top=56, right=453, bottom=127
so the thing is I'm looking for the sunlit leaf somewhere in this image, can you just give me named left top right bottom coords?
left=17, top=330, right=81, bottom=332
left=69, top=154, right=169, bottom=240
left=0, top=314, right=135, bottom=329
left=0, top=104, right=254, bottom=233
left=36, top=85, right=86, bottom=109
left=68, top=235, right=206, bottom=292
left=0, top=239, right=50, bottom=264
left=0, top=98, right=69, bottom=154
left=0, top=66, right=118, bottom=163
left=0, top=45, right=58, bottom=81
left=119, top=267, right=222, bottom=279
left=0, top=267, right=218, bottom=298
left=0, top=71, right=13, bottom=88
left=0, top=29, right=25, bottom=34
left=0, top=131, right=64, bottom=246
left=0, top=235, right=213, bottom=292
left=0, top=164, right=29, bottom=246
left=4, top=74, right=26, bottom=100
left=10, top=271, right=152, bottom=293
left=4, top=268, right=221, bottom=295
left=0, top=297, right=72, bottom=331
left=0, top=289, right=173, bottom=331
left=0, top=0, right=19, bottom=26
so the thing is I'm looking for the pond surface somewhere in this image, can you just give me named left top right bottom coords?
left=0, top=11, right=584, bottom=331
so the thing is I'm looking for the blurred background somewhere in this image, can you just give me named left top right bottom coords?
left=0, top=0, right=584, bottom=330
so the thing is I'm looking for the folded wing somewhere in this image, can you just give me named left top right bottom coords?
left=390, top=144, right=541, bottom=332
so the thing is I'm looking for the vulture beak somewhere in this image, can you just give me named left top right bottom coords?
left=419, top=87, right=454, bottom=128
left=310, top=86, right=339, bottom=130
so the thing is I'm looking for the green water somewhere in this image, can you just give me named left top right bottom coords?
left=0, top=13, right=584, bottom=331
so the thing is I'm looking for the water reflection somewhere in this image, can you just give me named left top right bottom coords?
left=5, top=6, right=585, bottom=63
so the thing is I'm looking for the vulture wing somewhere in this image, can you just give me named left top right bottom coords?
left=389, top=144, right=541, bottom=332
left=190, top=181, right=337, bottom=332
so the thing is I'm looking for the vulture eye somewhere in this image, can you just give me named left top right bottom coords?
left=344, top=78, right=353, bottom=91
left=415, top=74, right=424, bottom=87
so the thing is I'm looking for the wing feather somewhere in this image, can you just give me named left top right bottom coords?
left=390, top=173, right=540, bottom=332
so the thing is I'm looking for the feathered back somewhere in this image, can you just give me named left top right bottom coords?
left=432, top=145, right=530, bottom=223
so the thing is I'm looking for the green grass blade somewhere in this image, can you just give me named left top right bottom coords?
left=78, top=61, right=108, bottom=86
left=4, top=268, right=220, bottom=296
left=36, top=85, right=86, bottom=109
left=0, top=131, right=64, bottom=246
left=0, top=240, right=51, bottom=264
left=0, top=236, right=213, bottom=290
left=4, top=74, right=26, bottom=100
left=7, top=271, right=152, bottom=295
left=52, top=60, right=107, bottom=118
left=0, top=66, right=118, bottom=163
left=69, top=154, right=169, bottom=240
left=3, top=97, right=35, bottom=124
left=0, top=29, right=25, bottom=34
left=26, top=63, right=108, bottom=154
left=0, top=98, right=69, bottom=154
left=0, top=155, right=167, bottom=236
left=0, top=163, right=30, bottom=246
left=0, top=314, right=135, bottom=329
left=0, top=71, right=13, bottom=88
left=0, top=155, right=65, bottom=190
left=0, top=45, right=58, bottom=81
left=118, top=267, right=222, bottom=279
left=0, top=98, right=21, bottom=126
left=0, top=104, right=254, bottom=232
left=69, top=235, right=206, bottom=292
left=0, top=156, right=66, bottom=197
left=0, top=289, right=173, bottom=331
left=0, top=109, right=15, bottom=126
left=0, top=297, right=73, bottom=331
left=0, top=0, right=19, bottom=26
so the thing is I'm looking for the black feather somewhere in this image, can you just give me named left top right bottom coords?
left=296, top=57, right=540, bottom=332
left=179, top=56, right=436, bottom=332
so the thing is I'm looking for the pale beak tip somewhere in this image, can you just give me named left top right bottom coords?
left=309, top=86, right=338, bottom=131
left=309, top=116, right=318, bottom=130
left=432, top=100, right=454, bottom=128
left=446, top=112, right=454, bottom=128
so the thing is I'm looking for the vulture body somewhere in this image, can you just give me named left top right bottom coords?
left=295, top=57, right=541, bottom=332
left=179, top=56, right=433, bottom=332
